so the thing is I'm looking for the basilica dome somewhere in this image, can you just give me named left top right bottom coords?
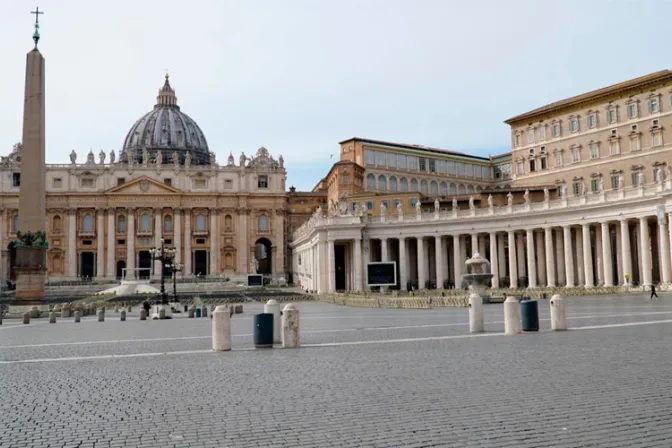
left=120, top=75, right=211, bottom=165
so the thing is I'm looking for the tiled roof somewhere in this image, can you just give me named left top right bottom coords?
left=339, top=137, right=490, bottom=161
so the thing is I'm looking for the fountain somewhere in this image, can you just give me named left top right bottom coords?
left=460, top=253, right=493, bottom=334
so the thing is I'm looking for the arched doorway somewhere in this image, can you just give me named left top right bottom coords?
left=254, top=238, right=272, bottom=274
left=116, top=260, right=126, bottom=279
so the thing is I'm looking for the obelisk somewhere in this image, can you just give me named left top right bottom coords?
left=13, top=8, right=47, bottom=303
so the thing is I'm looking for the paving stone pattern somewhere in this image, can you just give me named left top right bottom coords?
left=1, top=294, right=672, bottom=447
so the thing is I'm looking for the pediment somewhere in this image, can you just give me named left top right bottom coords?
left=105, top=176, right=182, bottom=195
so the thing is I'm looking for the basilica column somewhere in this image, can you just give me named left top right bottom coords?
left=489, top=232, right=499, bottom=289
left=354, top=238, right=363, bottom=292
left=536, top=230, right=546, bottom=286
left=526, top=229, right=537, bottom=288
left=153, top=208, right=162, bottom=279
left=106, top=208, right=115, bottom=279
left=620, top=219, right=632, bottom=285
left=601, top=222, right=614, bottom=286
left=173, top=208, right=181, bottom=268
left=435, top=236, right=444, bottom=290
left=545, top=227, right=556, bottom=287
left=508, top=231, right=518, bottom=288
left=417, top=237, right=427, bottom=289
left=381, top=238, right=389, bottom=262
left=582, top=224, right=594, bottom=287
left=96, top=209, right=105, bottom=279
left=67, top=209, right=77, bottom=278
left=497, top=233, right=506, bottom=283
left=563, top=225, right=574, bottom=287
left=238, top=208, right=249, bottom=274
left=210, top=210, right=219, bottom=276
left=640, top=217, right=653, bottom=287
left=184, top=209, right=192, bottom=275
left=453, top=234, right=461, bottom=287
left=327, top=240, right=335, bottom=293
left=126, top=208, right=135, bottom=279
left=555, top=229, right=565, bottom=286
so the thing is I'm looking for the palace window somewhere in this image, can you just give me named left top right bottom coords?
left=529, top=157, right=536, bottom=172
left=400, top=177, right=408, bottom=192
left=364, top=149, right=375, bottom=165
left=52, top=177, right=62, bottom=188
left=629, top=134, right=640, bottom=151
left=81, top=178, right=95, bottom=188
left=387, top=176, right=396, bottom=193
left=571, top=147, right=581, bottom=163
left=195, top=214, right=206, bottom=231
left=82, top=214, right=94, bottom=233
left=611, top=173, right=620, bottom=190
left=117, top=216, right=126, bottom=233
left=589, top=142, right=599, bottom=159
left=653, top=166, right=662, bottom=183
left=606, top=106, right=618, bottom=124
left=551, top=121, right=561, bottom=138
left=12, top=215, right=18, bottom=233
left=440, top=182, right=448, bottom=195
left=572, top=180, right=582, bottom=196
left=257, top=175, right=268, bottom=189
left=409, top=198, right=417, bottom=208
left=609, top=137, right=621, bottom=155
left=428, top=159, right=436, bottom=173
left=631, top=171, right=643, bottom=186
left=420, top=180, right=428, bottom=194
left=539, top=125, right=546, bottom=142
left=516, top=160, right=524, bottom=175
left=591, top=178, right=600, bottom=193
left=258, top=215, right=268, bottom=232
left=366, top=201, right=373, bottom=211
left=224, top=179, right=233, bottom=189
left=194, top=178, right=206, bottom=189
left=430, top=181, right=438, bottom=195
left=12, top=173, right=20, bottom=187
left=652, top=130, right=663, bottom=147
left=418, top=157, right=427, bottom=172
left=627, top=101, right=638, bottom=119
left=649, top=96, right=660, bottom=114
left=410, top=178, right=419, bottom=192
left=515, top=134, right=521, bottom=147
left=527, top=129, right=535, bottom=144
left=568, top=116, right=579, bottom=133
left=164, top=215, right=173, bottom=233
left=587, top=112, right=598, bottom=129
left=139, top=213, right=151, bottom=232
left=393, top=199, right=401, bottom=209
left=554, top=151, right=563, bottom=168
left=378, top=175, right=387, bottom=191
left=341, top=175, right=349, bottom=184
left=366, top=174, right=375, bottom=190
left=556, top=184, right=564, bottom=198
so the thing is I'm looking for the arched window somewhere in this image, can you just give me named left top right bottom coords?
left=225, top=252, right=233, bottom=268
left=389, top=176, right=398, bottom=192
left=117, top=215, right=126, bottom=233
left=52, top=215, right=62, bottom=232
left=366, top=174, right=376, bottom=190
left=449, top=183, right=456, bottom=195
left=410, top=178, right=419, bottom=192
left=420, top=180, right=428, bottom=194
left=82, top=214, right=94, bottom=233
left=377, top=175, right=387, bottom=191
left=12, top=215, right=18, bottom=233
left=430, top=181, right=438, bottom=195
left=467, top=184, right=475, bottom=194
left=195, top=214, right=206, bottom=231
left=140, top=213, right=151, bottom=232
left=224, top=214, right=233, bottom=232
left=164, top=215, right=173, bottom=233
left=458, top=184, right=466, bottom=195
left=258, top=215, right=269, bottom=232
left=400, top=177, right=408, bottom=192
left=440, top=182, right=448, bottom=196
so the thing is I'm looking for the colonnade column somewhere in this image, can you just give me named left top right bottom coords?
left=435, top=236, right=444, bottom=290
left=417, top=237, right=426, bottom=289
left=354, top=238, right=363, bottom=292
left=555, top=229, right=565, bottom=286
left=381, top=238, right=389, bottom=262
left=453, top=235, right=461, bottom=287
left=516, top=233, right=525, bottom=278
left=563, top=225, right=574, bottom=287
left=489, top=232, right=499, bottom=289
left=620, top=219, right=632, bottom=285
left=470, top=233, right=478, bottom=257
left=576, top=229, right=585, bottom=286
left=96, top=209, right=105, bottom=279
left=399, top=237, right=407, bottom=291
left=536, top=230, right=546, bottom=286
left=640, top=217, right=652, bottom=287
left=544, top=227, right=556, bottom=287
left=126, top=208, right=135, bottom=279
left=526, top=229, right=537, bottom=288
left=601, top=222, right=614, bottom=286
left=663, top=216, right=672, bottom=284
left=184, top=209, right=192, bottom=275
left=327, top=240, right=335, bottom=293
left=508, top=231, right=518, bottom=289
left=106, top=208, right=115, bottom=279
left=582, top=224, right=593, bottom=287
left=668, top=213, right=672, bottom=283
left=497, top=234, right=506, bottom=284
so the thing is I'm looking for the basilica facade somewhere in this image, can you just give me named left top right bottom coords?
left=1, top=76, right=287, bottom=282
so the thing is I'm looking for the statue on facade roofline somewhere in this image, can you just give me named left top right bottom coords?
left=543, top=188, right=549, bottom=201
left=69, top=150, right=77, bottom=164
left=98, top=150, right=105, bottom=165
left=380, top=201, right=387, bottom=216
left=396, top=201, right=402, bottom=215
left=452, top=197, right=457, bottom=211
left=468, top=196, right=475, bottom=210
left=109, top=149, right=116, bottom=164
left=507, top=191, right=513, bottom=206
left=142, top=148, right=149, bottom=166
left=488, top=194, right=493, bottom=208
left=210, top=152, right=216, bottom=166
left=155, top=150, right=163, bottom=168
left=279, top=154, right=284, bottom=169
left=185, top=152, right=192, bottom=169
left=523, top=189, right=530, bottom=204
left=172, top=151, right=179, bottom=167
left=415, top=200, right=422, bottom=214
left=240, top=152, right=247, bottom=167
left=434, top=198, right=440, bottom=213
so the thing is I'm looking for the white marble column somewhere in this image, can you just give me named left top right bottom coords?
left=153, top=208, right=162, bottom=279
left=508, top=231, right=518, bottom=288
left=497, top=234, right=506, bottom=282
left=96, top=210, right=105, bottom=279
left=354, top=238, right=363, bottom=291
left=67, top=209, right=77, bottom=278
left=317, top=237, right=327, bottom=293
left=470, top=233, right=478, bottom=258
left=417, top=237, right=426, bottom=289
left=478, top=236, right=486, bottom=259
left=106, top=208, right=115, bottom=278
left=576, top=229, right=585, bottom=286
left=381, top=238, right=389, bottom=262
left=668, top=213, right=672, bottom=283
left=657, top=219, right=671, bottom=284
left=563, top=225, right=574, bottom=287
left=327, top=240, right=336, bottom=293
left=435, top=236, right=444, bottom=290
left=640, top=217, right=653, bottom=287
left=453, top=234, right=461, bottom=287
left=516, top=233, right=525, bottom=278
left=555, top=229, right=565, bottom=286
left=615, top=224, right=623, bottom=285
left=489, top=232, right=499, bottom=289
left=601, top=222, right=614, bottom=286
left=184, top=209, right=192, bottom=275
left=620, top=219, right=632, bottom=285
left=545, top=227, right=556, bottom=287
left=582, top=224, right=594, bottom=287
left=126, top=208, right=135, bottom=279
left=210, top=210, right=218, bottom=276
left=174, top=208, right=181, bottom=268
left=526, top=229, right=537, bottom=288
left=536, top=230, right=546, bottom=286
left=595, top=225, right=603, bottom=285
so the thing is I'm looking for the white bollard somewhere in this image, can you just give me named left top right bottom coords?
left=74, top=311, right=81, bottom=323
left=97, top=309, right=105, bottom=322
left=468, top=293, right=484, bottom=333
left=212, top=305, right=232, bottom=351
left=281, top=303, right=300, bottom=348
left=504, top=296, right=521, bottom=335
left=264, top=299, right=281, bottom=344
left=49, top=312, right=56, bottom=324
left=550, top=294, right=567, bottom=331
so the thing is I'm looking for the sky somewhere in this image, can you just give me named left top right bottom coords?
left=0, top=0, right=671, bottom=191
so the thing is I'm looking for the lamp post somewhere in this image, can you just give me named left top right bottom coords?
left=149, top=238, right=176, bottom=305
left=168, top=262, right=183, bottom=303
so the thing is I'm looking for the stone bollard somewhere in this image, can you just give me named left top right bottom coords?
left=140, top=309, right=147, bottom=320
left=120, top=310, right=126, bottom=321
left=212, top=305, right=232, bottom=351
left=504, top=296, right=521, bottom=335
left=29, top=306, right=39, bottom=319
left=188, top=307, right=195, bottom=318
left=114, top=306, right=119, bottom=313
left=281, top=303, right=300, bottom=348
left=97, top=309, right=105, bottom=322
left=0, top=314, right=2, bottom=325
left=22, top=312, right=30, bottom=324
left=61, top=304, right=71, bottom=318
left=127, top=305, right=132, bottom=312
left=49, top=311, right=57, bottom=324
left=264, top=299, right=282, bottom=344
left=159, top=308, right=166, bottom=320
left=468, top=293, right=484, bottom=333
left=74, top=311, right=81, bottom=323
left=202, top=306, right=208, bottom=318
left=550, top=294, right=567, bottom=331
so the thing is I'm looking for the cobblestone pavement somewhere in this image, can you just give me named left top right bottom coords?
left=1, top=293, right=672, bottom=447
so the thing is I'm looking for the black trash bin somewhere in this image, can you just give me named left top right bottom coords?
left=254, top=313, right=274, bottom=348
left=520, top=300, right=539, bottom=332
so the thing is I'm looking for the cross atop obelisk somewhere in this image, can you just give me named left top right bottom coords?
left=30, top=7, right=44, bottom=48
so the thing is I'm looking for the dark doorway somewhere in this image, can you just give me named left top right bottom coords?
left=138, top=250, right=152, bottom=280
left=194, top=250, right=208, bottom=276
left=254, top=238, right=272, bottom=274
left=116, top=260, right=126, bottom=280
left=335, top=245, right=346, bottom=291
left=7, top=242, right=16, bottom=282
left=80, top=252, right=95, bottom=279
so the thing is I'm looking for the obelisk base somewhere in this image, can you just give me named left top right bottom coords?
left=12, top=246, right=46, bottom=304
